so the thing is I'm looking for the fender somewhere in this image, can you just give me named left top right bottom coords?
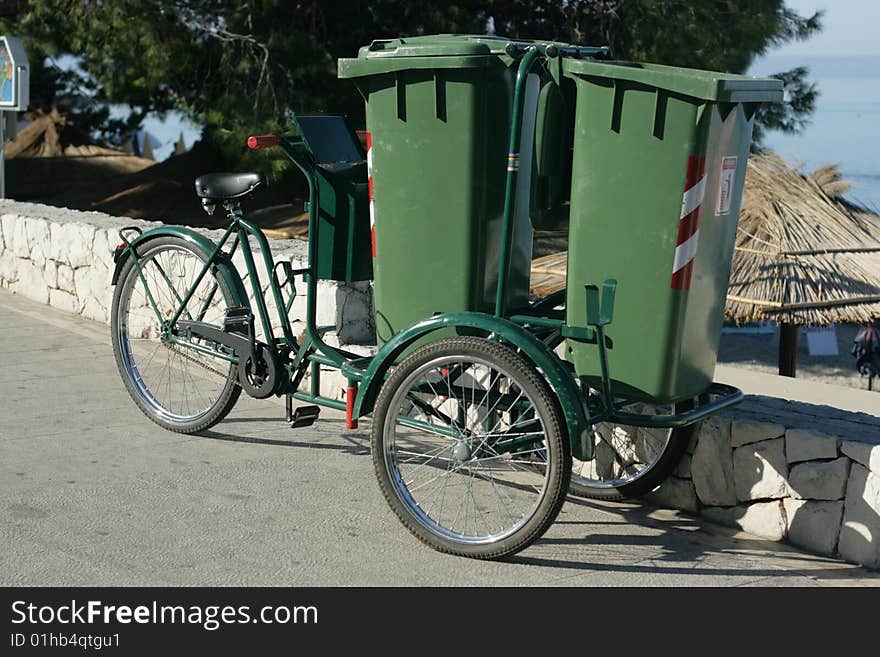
left=354, top=311, right=592, bottom=458
left=111, top=226, right=250, bottom=308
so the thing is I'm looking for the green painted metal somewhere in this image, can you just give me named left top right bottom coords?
left=338, top=35, right=570, bottom=346
left=311, top=164, right=371, bottom=281
left=496, top=47, right=541, bottom=317
left=397, top=414, right=461, bottom=440
left=290, top=115, right=372, bottom=283
left=599, top=382, right=743, bottom=428
left=275, top=135, right=348, bottom=368
left=128, top=248, right=165, bottom=327
left=562, top=57, right=782, bottom=403
left=530, top=75, right=574, bottom=231
left=118, top=225, right=250, bottom=315
left=351, top=311, right=592, bottom=459
left=292, top=390, right=347, bottom=412
left=566, top=60, right=784, bottom=103
left=236, top=224, right=277, bottom=348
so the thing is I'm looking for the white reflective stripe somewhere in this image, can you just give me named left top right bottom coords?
left=672, top=229, right=700, bottom=273
left=680, top=175, right=707, bottom=219
left=367, top=142, right=374, bottom=229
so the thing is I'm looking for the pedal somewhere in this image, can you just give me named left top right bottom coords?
left=287, top=404, right=321, bottom=429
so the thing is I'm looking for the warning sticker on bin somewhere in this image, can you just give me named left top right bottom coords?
left=715, top=156, right=738, bottom=216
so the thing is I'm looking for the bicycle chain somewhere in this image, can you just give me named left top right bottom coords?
left=163, top=341, right=232, bottom=379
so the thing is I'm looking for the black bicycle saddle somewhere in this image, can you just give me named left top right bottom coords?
left=194, top=172, right=267, bottom=201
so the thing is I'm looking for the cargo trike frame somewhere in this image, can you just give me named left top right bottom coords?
left=110, top=42, right=742, bottom=560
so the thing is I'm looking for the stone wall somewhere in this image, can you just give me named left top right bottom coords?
left=649, top=394, right=880, bottom=570
left=1, top=201, right=878, bottom=570
left=0, top=200, right=375, bottom=399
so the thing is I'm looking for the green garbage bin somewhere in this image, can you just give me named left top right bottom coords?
left=338, top=35, right=575, bottom=344
left=561, top=59, right=783, bottom=403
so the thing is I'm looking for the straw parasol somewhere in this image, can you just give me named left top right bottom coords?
left=529, top=151, right=880, bottom=377
left=727, top=152, right=880, bottom=375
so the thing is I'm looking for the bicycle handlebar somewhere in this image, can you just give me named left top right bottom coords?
left=247, top=134, right=281, bottom=150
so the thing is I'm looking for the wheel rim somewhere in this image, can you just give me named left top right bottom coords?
left=383, top=354, right=551, bottom=545
left=571, top=401, right=674, bottom=489
left=116, top=244, right=236, bottom=423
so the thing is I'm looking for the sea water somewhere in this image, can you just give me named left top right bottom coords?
left=749, top=54, right=880, bottom=211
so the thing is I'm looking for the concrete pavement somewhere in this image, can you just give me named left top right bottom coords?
left=1, top=288, right=877, bottom=586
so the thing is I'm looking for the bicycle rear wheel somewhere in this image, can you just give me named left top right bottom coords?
left=111, top=236, right=241, bottom=433
left=569, top=400, right=696, bottom=500
left=371, top=337, right=570, bottom=559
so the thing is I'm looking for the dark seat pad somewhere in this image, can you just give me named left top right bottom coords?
left=194, top=172, right=267, bottom=201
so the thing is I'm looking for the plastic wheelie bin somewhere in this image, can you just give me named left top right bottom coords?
left=338, top=35, right=583, bottom=344
left=561, top=59, right=783, bottom=403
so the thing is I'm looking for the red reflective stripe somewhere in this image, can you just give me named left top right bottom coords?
left=345, top=385, right=358, bottom=430
left=670, top=260, right=695, bottom=290
left=670, top=156, right=707, bottom=290
left=367, top=131, right=376, bottom=258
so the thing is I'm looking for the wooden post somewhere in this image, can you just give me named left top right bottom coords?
left=778, top=322, right=798, bottom=377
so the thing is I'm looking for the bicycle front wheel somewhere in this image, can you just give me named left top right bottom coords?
left=111, top=236, right=241, bottom=433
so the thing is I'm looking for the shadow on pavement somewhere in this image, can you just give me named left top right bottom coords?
left=512, top=496, right=869, bottom=582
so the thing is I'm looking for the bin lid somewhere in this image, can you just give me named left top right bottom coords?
left=339, top=34, right=558, bottom=78
left=357, top=34, right=528, bottom=58
left=563, top=59, right=783, bottom=103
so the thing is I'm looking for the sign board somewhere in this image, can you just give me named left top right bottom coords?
left=805, top=325, right=839, bottom=357
left=0, top=36, right=29, bottom=111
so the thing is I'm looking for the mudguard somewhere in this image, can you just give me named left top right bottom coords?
left=354, top=311, right=593, bottom=459
left=111, top=226, right=250, bottom=309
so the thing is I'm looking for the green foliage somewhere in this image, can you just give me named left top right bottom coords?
left=0, top=0, right=822, bottom=169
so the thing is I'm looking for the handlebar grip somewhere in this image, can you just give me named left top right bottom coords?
left=247, top=135, right=281, bottom=150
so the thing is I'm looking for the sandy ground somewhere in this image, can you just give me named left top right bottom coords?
left=718, top=322, right=876, bottom=391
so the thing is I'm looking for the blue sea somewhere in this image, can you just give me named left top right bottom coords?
left=749, top=54, right=880, bottom=211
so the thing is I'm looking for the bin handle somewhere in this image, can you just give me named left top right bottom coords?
left=504, top=42, right=611, bottom=60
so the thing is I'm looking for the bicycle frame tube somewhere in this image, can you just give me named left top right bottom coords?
left=130, top=214, right=302, bottom=358
left=166, top=222, right=238, bottom=329
left=495, top=47, right=544, bottom=318
left=277, top=136, right=349, bottom=367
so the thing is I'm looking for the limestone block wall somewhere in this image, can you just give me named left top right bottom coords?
left=2, top=201, right=878, bottom=570
left=648, top=394, right=880, bottom=570
left=0, top=200, right=375, bottom=399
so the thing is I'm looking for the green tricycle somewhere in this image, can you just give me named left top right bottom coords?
left=110, top=37, right=780, bottom=559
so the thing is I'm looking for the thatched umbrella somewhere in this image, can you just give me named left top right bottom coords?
left=529, top=151, right=880, bottom=378
left=727, top=152, right=880, bottom=376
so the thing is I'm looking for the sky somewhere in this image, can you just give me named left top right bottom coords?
left=769, top=0, right=880, bottom=56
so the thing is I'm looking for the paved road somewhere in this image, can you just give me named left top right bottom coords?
left=1, top=288, right=877, bottom=586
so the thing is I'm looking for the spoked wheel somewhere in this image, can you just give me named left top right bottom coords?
left=371, top=337, right=570, bottom=559
left=111, top=236, right=241, bottom=433
left=569, top=399, right=696, bottom=500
